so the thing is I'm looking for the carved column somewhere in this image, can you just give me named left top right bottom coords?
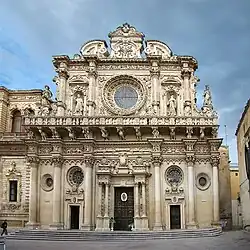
left=82, top=158, right=93, bottom=230
left=141, top=181, right=149, bottom=230
left=86, top=58, right=97, bottom=116
left=211, top=155, right=220, bottom=225
left=95, top=181, right=103, bottom=231
left=186, top=155, right=197, bottom=228
left=50, top=157, right=63, bottom=229
left=134, top=182, right=140, bottom=230
left=26, top=156, right=40, bottom=228
left=57, top=69, right=68, bottom=116
left=153, top=156, right=163, bottom=230
left=103, top=182, right=110, bottom=231
left=149, top=56, right=161, bottom=115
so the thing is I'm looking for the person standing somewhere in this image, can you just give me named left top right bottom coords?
left=1, top=220, right=7, bottom=236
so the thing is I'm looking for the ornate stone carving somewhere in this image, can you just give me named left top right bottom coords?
left=41, top=85, right=53, bottom=106
left=51, top=127, right=60, bottom=139
left=2, top=203, right=21, bottom=212
left=74, top=94, right=84, bottom=115
left=109, top=23, right=144, bottom=59
left=210, top=155, right=220, bottom=167
left=67, top=128, right=76, bottom=140
left=165, top=165, right=184, bottom=186
left=145, top=40, right=172, bottom=59
left=200, top=127, right=205, bottom=140
left=185, top=155, right=195, bottom=166
left=80, top=40, right=109, bottom=58
left=211, top=127, right=218, bottom=138
left=39, top=129, right=47, bottom=141
left=167, top=94, right=177, bottom=116
left=51, top=156, right=63, bottom=167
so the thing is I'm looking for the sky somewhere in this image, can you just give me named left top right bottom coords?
left=0, top=0, right=250, bottom=163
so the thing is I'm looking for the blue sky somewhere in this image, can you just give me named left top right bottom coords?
left=0, top=0, right=250, bottom=163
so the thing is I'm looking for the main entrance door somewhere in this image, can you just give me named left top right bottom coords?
left=114, top=187, right=134, bottom=231
left=170, top=205, right=181, bottom=229
left=70, top=205, right=80, bottom=229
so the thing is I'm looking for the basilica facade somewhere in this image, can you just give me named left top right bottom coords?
left=0, top=24, right=222, bottom=231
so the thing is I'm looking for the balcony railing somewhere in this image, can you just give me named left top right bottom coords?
left=23, top=115, right=218, bottom=127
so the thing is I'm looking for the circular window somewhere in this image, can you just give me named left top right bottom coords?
left=102, top=75, right=147, bottom=115
left=196, top=173, right=211, bottom=191
left=41, top=174, right=54, bottom=192
left=114, top=86, right=138, bottom=109
left=165, top=165, right=184, bottom=186
left=67, top=166, right=84, bottom=186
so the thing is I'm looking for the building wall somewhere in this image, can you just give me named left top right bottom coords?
left=236, top=99, right=250, bottom=228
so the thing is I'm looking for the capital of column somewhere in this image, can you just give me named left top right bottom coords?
left=152, top=156, right=163, bottom=167
left=98, top=175, right=110, bottom=185
left=186, top=155, right=195, bottom=167
left=57, top=69, right=69, bottom=79
left=210, top=155, right=220, bottom=168
left=84, top=156, right=94, bottom=168
left=26, top=156, right=39, bottom=167
left=150, top=68, right=160, bottom=78
left=51, top=156, right=63, bottom=168
left=181, top=68, right=192, bottom=79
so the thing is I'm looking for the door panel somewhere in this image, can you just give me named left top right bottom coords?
left=114, top=187, right=134, bottom=231
left=70, top=206, right=80, bottom=229
left=170, top=205, right=181, bottom=229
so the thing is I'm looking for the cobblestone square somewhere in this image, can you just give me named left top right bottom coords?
left=5, top=231, right=250, bottom=250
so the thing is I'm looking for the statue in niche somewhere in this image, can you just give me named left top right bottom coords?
left=41, top=85, right=53, bottom=106
left=167, top=94, right=177, bottom=116
left=203, top=85, right=212, bottom=107
left=74, top=93, right=84, bottom=115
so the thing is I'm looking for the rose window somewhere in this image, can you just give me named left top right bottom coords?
left=67, top=166, right=84, bottom=186
left=165, top=165, right=183, bottom=186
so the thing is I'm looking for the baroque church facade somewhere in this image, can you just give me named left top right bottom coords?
left=0, top=24, right=222, bottom=231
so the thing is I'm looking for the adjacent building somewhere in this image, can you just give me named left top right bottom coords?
left=236, top=99, right=250, bottom=229
left=0, top=24, right=222, bottom=231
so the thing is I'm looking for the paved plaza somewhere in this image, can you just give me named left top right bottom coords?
left=4, top=231, right=250, bottom=250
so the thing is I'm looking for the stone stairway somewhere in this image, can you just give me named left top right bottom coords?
left=6, top=228, right=222, bottom=241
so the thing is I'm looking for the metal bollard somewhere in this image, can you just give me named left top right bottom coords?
left=0, top=236, right=6, bottom=250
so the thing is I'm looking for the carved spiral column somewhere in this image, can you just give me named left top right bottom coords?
left=211, top=155, right=220, bottom=224
left=26, top=156, right=39, bottom=228
left=152, top=156, right=163, bottom=230
left=186, top=155, right=197, bottom=228
left=50, top=157, right=63, bottom=229
left=82, top=158, right=93, bottom=230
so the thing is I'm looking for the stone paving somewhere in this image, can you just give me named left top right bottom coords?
left=4, top=231, right=250, bottom=250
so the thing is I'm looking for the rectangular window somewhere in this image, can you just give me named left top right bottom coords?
left=9, top=180, right=18, bottom=202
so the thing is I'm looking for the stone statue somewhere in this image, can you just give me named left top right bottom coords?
left=170, top=127, right=175, bottom=140
left=39, top=130, right=47, bottom=141
left=200, top=127, right=205, bottom=140
left=74, top=94, right=84, bottom=115
left=27, top=130, right=34, bottom=139
left=100, top=127, right=109, bottom=140
left=203, top=85, right=212, bottom=107
left=68, top=128, right=75, bottom=140
left=41, top=85, right=53, bottom=106
left=168, top=94, right=177, bottom=115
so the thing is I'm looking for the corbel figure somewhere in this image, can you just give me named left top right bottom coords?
left=39, top=128, right=47, bottom=141
left=186, top=127, right=193, bottom=139
left=134, top=127, right=142, bottom=140
left=117, top=127, right=125, bottom=140
left=152, top=127, right=160, bottom=138
left=100, top=127, right=109, bottom=140
left=169, top=127, right=176, bottom=140
left=67, top=128, right=75, bottom=140
left=200, top=127, right=205, bottom=140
